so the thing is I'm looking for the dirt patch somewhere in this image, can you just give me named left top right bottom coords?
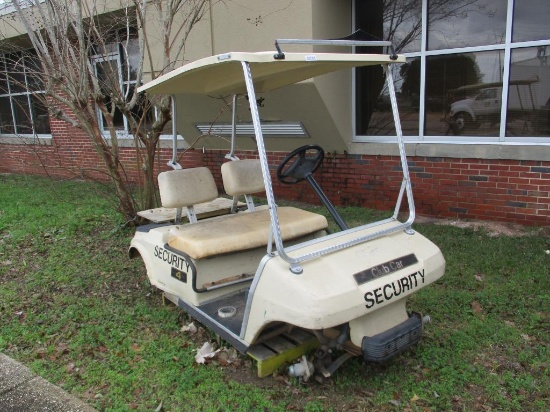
left=414, top=215, right=550, bottom=237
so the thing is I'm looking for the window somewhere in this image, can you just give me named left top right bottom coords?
left=91, top=28, right=154, bottom=136
left=0, top=1, right=45, bottom=16
left=354, top=0, right=550, bottom=143
left=0, top=50, right=50, bottom=136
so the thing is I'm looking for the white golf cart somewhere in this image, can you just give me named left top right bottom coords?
left=130, top=38, right=445, bottom=378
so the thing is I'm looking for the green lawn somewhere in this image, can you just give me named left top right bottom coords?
left=1, top=174, right=548, bottom=411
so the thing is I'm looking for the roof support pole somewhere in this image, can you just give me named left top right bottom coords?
left=384, top=64, right=415, bottom=231
left=240, top=61, right=303, bottom=274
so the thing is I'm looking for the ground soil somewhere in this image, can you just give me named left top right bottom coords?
left=414, top=215, right=550, bottom=237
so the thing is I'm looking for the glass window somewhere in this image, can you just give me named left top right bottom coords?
left=30, top=95, right=51, bottom=134
left=355, top=0, right=422, bottom=53
left=506, top=46, right=550, bottom=137
left=0, top=59, right=7, bottom=94
left=6, top=54, right=26, bottom=93
left=0, top=96, right=14, bottom=134
left=121, top=37, right=140, bottom=82
left=0, top=50, right=50, bottom=136
left=25, top=53, right=44, bottom=91
left=512, top=0, right=550, bottom=43
left=93, top=28, right=149, bottom=135
left=12, top=95, right=32, bottom=134
left=425, top=50, right=504, bottom=136
left=357, top=58, right=420, bottom=136
left=428, top=0, right=507, bottom=50
left=354, top=0, right=550, bottom=143
left=355, top=0, right=422, bottom=135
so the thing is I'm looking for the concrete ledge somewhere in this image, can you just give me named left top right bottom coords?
left=0, top=353, right=96, bottom=412
left=0, top=136, right=52, bottom=145
left=349, top=142, right=550, bottom=161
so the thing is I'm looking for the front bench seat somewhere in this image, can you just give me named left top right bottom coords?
left=168, top=207, right=328, bottom=259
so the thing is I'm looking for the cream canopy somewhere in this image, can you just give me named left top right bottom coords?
left=138, top=51, right=405, bottom=96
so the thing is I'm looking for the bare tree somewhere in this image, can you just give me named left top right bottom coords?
left=6, top=0, right=214, bottom=224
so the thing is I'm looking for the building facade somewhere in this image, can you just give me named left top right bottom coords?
left=0, top=0, right=549, bottom=225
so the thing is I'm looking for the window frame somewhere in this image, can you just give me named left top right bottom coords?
left=0, top=50, right=51, bottom=138
left=352, top=0, right=550, bottom=146
left=91, top=33, right=175, bottom=141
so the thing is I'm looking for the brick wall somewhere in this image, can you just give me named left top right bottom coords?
left=0, top=113, right=206, bottom=182
left=201, top=150, right=550, bottom=226
left=1, top=131, right=549, bottom=225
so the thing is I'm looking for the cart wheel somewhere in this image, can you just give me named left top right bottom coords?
left=276, top=144, right=324, bottom=184
left=454, top=112, right=479, bottom=132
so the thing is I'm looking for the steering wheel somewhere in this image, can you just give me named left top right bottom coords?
left=276, top=144, right=325, bottom=184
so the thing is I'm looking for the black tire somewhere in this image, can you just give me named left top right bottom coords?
left=454, top=112, right=480, bottom=132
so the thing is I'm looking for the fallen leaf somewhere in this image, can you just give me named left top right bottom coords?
left=180, top=322, right=198, bottom=334
left=410, top=393, right=420, bottom=402
left=195, top=341, right=219, bottom=364
left=474, top=273, right=484, bottom=282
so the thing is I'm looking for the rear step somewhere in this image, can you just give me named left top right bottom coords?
left=247, top=328, right=320, bottom=377
left=163, top=291, right=320, bottom=377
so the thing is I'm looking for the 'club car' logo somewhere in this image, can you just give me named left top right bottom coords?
left=354, top=254, right=418, bottom=285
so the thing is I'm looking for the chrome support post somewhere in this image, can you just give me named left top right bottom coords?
left=240, top=61, right=302, bottom=274
left=167, top=95, right=182, bottom=170
left=384, top=64, right=416, bottom=230
left=225, top=94, right=240, bottom=160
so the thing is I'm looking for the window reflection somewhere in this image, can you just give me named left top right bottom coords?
left=357, top=58, right=420, bottom=136
left=355, top=0, right=422, bottom=53
left=506, top=47, right=550, bottom=137
left=0, top=96, right=14, bottom=134
left=13, top=95, right=33, bottom=134
left=30, top=95, right=51, bottom=134
left=512, top=0, right=550, bottom=43
left=354, top=0, right=550, bottom=141
left=0, top=50, right=50, bottom=135
left=428, top=0, right=507, bottom=50
left=425, top=50, right=503, bottom=136
left=355, top=0, right=422, bottom=135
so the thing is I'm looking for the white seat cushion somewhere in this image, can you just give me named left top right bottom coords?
left=168, top=207, right=328, bottom=259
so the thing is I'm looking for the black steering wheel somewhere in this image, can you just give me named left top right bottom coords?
left=276, top=144, right=325, bottom=184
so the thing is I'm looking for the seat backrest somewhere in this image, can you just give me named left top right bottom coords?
left=221, top=159, right=265, bottom=212
left=221, top=159, right=264, bottom=196
left=158, top=167, right=218, bottom=209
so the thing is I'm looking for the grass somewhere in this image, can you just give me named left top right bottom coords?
left=1, top=174, right=549, bottom=411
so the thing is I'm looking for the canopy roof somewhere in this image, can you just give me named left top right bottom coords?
left=138, top=51, right=405, bottom=96
left=449, top=76, right=540, bottom=94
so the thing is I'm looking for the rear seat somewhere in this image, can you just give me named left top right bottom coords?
left=159, top=163, right=328, bottom=260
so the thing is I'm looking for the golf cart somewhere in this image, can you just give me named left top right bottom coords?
left=130, top=38, right=445, bottom=378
